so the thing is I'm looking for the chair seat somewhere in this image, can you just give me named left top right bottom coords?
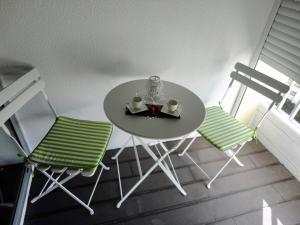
left=198, top=106, right=254, bottom=151
left=29, top=116, right=113, bottom=170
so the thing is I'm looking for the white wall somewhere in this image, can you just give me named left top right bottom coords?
left=0, top=0, right=275, bottom=149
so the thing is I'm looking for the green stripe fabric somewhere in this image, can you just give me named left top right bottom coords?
left=198, top=106, right=254, bottom=151
left=28, top=116, right=113, bottom=170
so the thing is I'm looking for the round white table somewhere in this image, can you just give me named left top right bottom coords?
left=104, top=79, right=206, bottom=208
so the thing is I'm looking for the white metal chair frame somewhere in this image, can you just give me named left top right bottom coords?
left=178, top=62, right=290, bottom=189
left=0, top=68, right=110, bottom=215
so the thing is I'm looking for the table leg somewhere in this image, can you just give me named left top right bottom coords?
left=132, top=136, right=143, bottom=178
left=159, top=142, right=180, bottom=183
left=112, top=136, right=131, bottom=160
left=153, top=144, right=170, bottom=171
left=112, top=135, right=132, bottom=199
left=114, top=136, right=187, bottom=208
left=116, top=151, right=169, bottom=208
left=137, top=137, right=186, bottom=196
left=178, top=136, right=197, bottom=156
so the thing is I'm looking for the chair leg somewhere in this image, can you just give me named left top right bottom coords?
left=177, top=135, right=247, bottom=189
left=32, top=163, right=109, bottom=214
left=112, top=137, right=134, bottom=200
left=206, top=143, right=245, bottom=189
left=100, top=162, right=110, bottom=170
left=87, top=164, right=108, bottom=206
left=112, top=136, right=131, bottom=160
left=31, top=169, right=81, bottom=203
left=38, top=169, right=95, bottom=215
left=185, top=152, right=211, bottom=180
left=38, top=171, right=55, bottom=196
left=224, top=149, right=244, bottom=167
left=178, top=136, right=197, bottom=156
left=233, top=156, right=245, bottom=167
left=177, top=136, right=210, bottom=180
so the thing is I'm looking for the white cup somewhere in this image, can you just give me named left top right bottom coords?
left=168, top=99, right=178, bottom=112
left=132, top=96, right=143, bottom=109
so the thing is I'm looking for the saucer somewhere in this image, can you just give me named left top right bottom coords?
left=161, top=104, right=182, bottom=118
left=126, top=102, right=148, bottom=114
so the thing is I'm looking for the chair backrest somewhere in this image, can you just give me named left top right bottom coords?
left=0, top=69, right=46, bottom=125
left=232, top=63, right=290, bottom=103
left=0, top=68, right=57, bottom=158
left=223, top=62, right=290, bottom=129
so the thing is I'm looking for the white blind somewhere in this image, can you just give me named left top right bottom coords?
left=260, top=0, right=300, bottom=84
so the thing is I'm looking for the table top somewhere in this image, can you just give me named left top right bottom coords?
left=104, top=79, right=206, bottom=140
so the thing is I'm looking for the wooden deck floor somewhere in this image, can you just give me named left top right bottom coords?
left=25, top=138, right=300, bottom=225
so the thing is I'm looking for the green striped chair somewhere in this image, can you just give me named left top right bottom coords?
left=179, top=63, right=290, bottom=189
left=29, top=116, right=112, bottom=214
left=0, top=68, right=113, bottom=215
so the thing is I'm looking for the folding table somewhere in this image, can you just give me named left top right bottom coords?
left=103, top=79, right=206, bottom=208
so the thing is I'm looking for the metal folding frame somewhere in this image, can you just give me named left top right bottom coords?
left=179, top=132, right=257, bottom=189
left=178, top=63, right=289, bottom=189
left=30, top=162, right=110, bottom=215
left=112, top=135, right=187, bottom=208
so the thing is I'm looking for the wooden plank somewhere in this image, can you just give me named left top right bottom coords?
left=26, top=144, right=270, bottom=217
left=234, top=198, right=300, bottom=225
left=126, top=165, right=291, bottom=216
left=248, top=151, right=279, bottom=167
left=26, top=167, right=194, bottom=216
left=24, top=140, right=299, bottom=225
left=123, top=185, right=284, bottom=225
left=273, top=179, right=300, bottom=201
left=27, top=184, right=285, bottom=225
left=26, top=164, right=291, bottom=224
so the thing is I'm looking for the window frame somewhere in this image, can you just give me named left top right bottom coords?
left=277, top=80, right=300, bottom=128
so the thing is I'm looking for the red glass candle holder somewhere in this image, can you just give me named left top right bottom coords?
left=146, top=104, right=162, bottom=117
